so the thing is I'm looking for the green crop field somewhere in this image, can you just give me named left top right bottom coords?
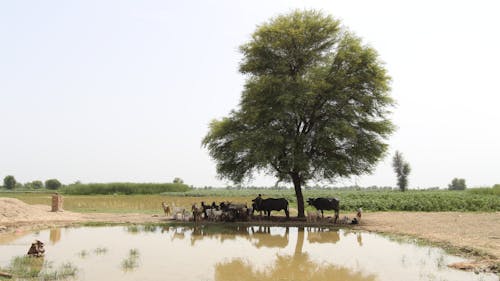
left=2, top=185, right=498, bottom=214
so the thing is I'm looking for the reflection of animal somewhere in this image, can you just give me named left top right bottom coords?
left=307, top=197, right=340, bottom=223
left=251, top=226, right=289, bottom=248
left=27, top=240, right=45, bottom=257
left=307, top=228, right=340, bottom=244
left=161, top=202, right=171, bottom=216
left=252, top=196, right=289, bottom=218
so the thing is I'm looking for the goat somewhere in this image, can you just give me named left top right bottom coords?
left=340, top=216, right=350, bottom=224
left=192, top=204, right=203, bottom=222
left=172, top=207, right=187, bottom=220
left=161, top=202, right=171, bottom=216
left=356, top=207, right=363, bottom=221
left=206, top=208, right=223, bottom=221
left=306, top=210, right=320, bottom=223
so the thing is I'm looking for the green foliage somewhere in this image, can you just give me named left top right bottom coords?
left=392, top=151, right=411, bottom=191
left=61, top=182, right=191, bottom=195
left=203, top=10, right=394, bottom=217
left=169, top=188, right=500, bottom=212
left=173, top=177, right=184, bottom=184
left=45, top=179, right=62, bottom=190
left=467, top=185, right=500, bottom=196
left=3, top=175, right=16, bottom=190
left=24, top=180, right=44, bottom=189
left=448, top=178, right=466, bottom=190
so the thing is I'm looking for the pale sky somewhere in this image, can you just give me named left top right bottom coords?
left=1, top=0, right=499, bottom=188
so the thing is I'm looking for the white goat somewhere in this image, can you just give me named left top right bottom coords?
left=306, top=210, right=320, bottom=223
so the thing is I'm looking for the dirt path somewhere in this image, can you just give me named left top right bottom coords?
left=1, top=198, right=498, bottom=272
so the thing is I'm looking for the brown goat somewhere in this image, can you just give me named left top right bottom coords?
left=162, top=202, right=171, bottom=216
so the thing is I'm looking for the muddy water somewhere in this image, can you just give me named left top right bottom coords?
left=0, top=225, right=496, bottom=281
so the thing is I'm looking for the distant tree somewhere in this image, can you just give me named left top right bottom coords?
left=203, top=10, right=394, bottom=218
left=3, top=175, right=16, bottom=190
left=448, top=178, right=466, bottom=190
left=25, top=180, right=44, bottom=189
left=32, top=180, right=44, bottom=189
left=45, top=179, right=62, bottom=190
left=173, top=177, right=184, bottom=184
left=392, top=151, right=411, bottom=192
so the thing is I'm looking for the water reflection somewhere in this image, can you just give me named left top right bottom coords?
left=215, top=227, right=375, bottom=281
left=306, top=227, right=340, bottom=244
left=1, top=225, right=495, bottom=281
left=49, top=228, right=61, bottom=244
left=251, top=226, right=289, bottom=249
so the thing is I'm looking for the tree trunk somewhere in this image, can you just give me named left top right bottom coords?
left=291, top=172, right=305, bottom=218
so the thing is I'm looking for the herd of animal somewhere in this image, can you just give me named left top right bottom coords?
left=161, top=195, right=362, bottom=224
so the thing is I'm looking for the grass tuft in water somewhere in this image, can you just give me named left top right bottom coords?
left=77, top=250, right=88, bottom=259
left=93, top=247, right=108, bottom=255
left=121, top=248, right=140, bottom=272
left=1, top=256, right=77, bottom=280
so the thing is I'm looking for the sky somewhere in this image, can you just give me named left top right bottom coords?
left=1, top=0, right=499, bottom=188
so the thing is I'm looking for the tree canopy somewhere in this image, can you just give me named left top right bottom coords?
left=448, top=178, right=466, bottom=190
left=45, top=179, right=62, bottom=190
left=3, top=175, right=16, bottom=190
left=203, top=10, right=394, bottom=217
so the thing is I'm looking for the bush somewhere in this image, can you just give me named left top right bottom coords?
left=45, top=179, right=62, bottom=190
left=61, top=182, right=191, bottom=195
left=3, top=175, right=16, bottom=190
left=24, top=180, right=44, bottom=189
left=448, top=178, right=466, bottom=190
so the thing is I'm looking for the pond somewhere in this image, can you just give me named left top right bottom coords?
left=0, top=225, right=496, bottom=281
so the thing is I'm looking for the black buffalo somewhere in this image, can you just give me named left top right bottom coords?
left=252, top=196, right=289, bottom=219
left=307, top=197, right=340, bottom=222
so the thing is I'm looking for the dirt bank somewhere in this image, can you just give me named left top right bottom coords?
left=1, top=198, right=498, bottom=272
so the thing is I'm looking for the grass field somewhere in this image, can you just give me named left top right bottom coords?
left=2, top=186, right=498, bottom=214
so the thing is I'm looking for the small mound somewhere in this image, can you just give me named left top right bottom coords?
left=0, top=197, right=80, bottom=224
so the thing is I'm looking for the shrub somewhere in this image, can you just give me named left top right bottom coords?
left=24, top=180, right=44, bottom=189
left=45, top=179, right=62, bottom=190
left=61, top=182, right=191, bottom=195
left=3, top=175, right=16, bottom=190
left=448, top=178, right=466, bottom=190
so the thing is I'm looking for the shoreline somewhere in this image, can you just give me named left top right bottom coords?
left=0, top=198, right=498, bottom=274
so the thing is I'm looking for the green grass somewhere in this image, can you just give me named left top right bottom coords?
left=0, top=256, right=78, bottom=280
left=2, top=186, right=498, bottom=213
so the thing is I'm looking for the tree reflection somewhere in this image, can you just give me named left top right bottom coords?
left=215, top=227, right=376, bottom=281
left=49, top=228, right=61, bottom=244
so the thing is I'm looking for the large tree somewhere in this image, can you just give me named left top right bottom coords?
left=203, top=10, right=394, bottom=217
